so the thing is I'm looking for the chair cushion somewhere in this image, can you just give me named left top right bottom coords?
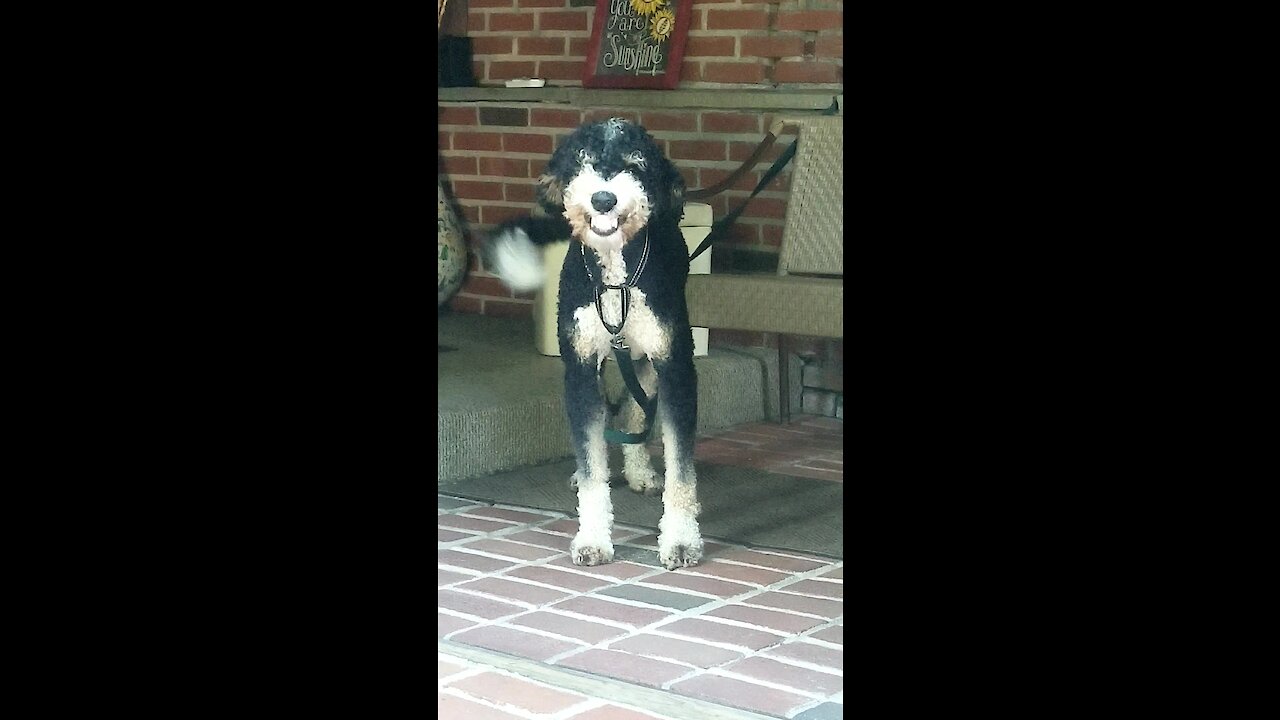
left=686, top=273, right=842, bottom=338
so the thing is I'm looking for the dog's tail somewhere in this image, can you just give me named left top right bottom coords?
left=484, top=216, right=572, bottom=292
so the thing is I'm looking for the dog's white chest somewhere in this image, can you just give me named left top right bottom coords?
left=569, top=249, right=671, bottom=363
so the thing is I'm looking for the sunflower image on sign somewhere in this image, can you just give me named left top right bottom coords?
left=649, top=7, right=675, bottom=42
left=629, top=0, right=665, bottom=16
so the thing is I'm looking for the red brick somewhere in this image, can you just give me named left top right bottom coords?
left=685, top=560, right=789, bottom=586
left=713, top=548, right=828, bottom=572
left=809, top=624, right=842, bottom=645
left=505, top=182, right=536, bottom=202
left=469, top=0, right=514, bottom=6
left=730, top=139, right=790, bottom=162
left=550, top=596, right=672, bottom=627
left=703, top=61, right=766, bottom=84
left=439, top=528, right=473, bottom=543
left=685, top=35, right=736, bottom=57
left=816, top=34, right=843, bottom=59
left=449, top=672, right=586, bottom=714
left=540, top=10, right=589, bottom=30
left=501, top=530, right=573, bottom=553
left=439, top=106, right=479, bottom=125
left=439, top=568, right=473, bottom=586
left=531, top=108, right=582, bottom=128
left=780, top=578, right=842, bottom=599
left=438, top=514, right=515, bottom=533
left=471, top=36, right=514, bottom=55
left=438, top=658, right=467, bottom=679
left=440, top=155, right=479, bottom=177
left=459, top=204, right=481, bottom=225
left=504, top=133, right=554, bottom=154
left=489, top=60, right=538, bottom=80
left=504, top=564, right=615, bottom=596
left=468, top=11, right=486, bottom=32
left=774, top=59, right=841, bottom=84
left=490, top=12, right=535, bottom=31
left=640, top=573, right=752, bottom=598
left=461, top=274, right=512, bottom=298
left=439, top=611, right=478, bottom=638
left=639, top=111, right=697, bottom=132
left=484, top=299, right=534, bottom=318
left=609, top=633, right=745, bottom=668
left=679, top=62, right=703, bottom=82
left=481, top=205, right=530, bottom=226
left=452, top=180, right=504, bottom=202
left=569, top=37, right=589, bottom=56
left=479, top=156, right=531, bottom=178
left=539, top=60, right=583, bottom=81
left=439, top=131, right=451, bottom=150
left=741, top=35, right=805, bottom=58
left=724, top=655, right=842, bottom=695
left=464, top=507, right=552, bottom=524
left=519, top=36, right=566, bottom=55
left=671, top=674, right=810, bottom=717
left=473, top=60, right=487, bottom=82
left=697, top=168, right=759, bottom=193
left=741, top=196, right=787, bottom=220
left=764, top=640, right=843, bottom=671
left=438, top=694, right=524, bottom=720
left=821, top=566, right=843, bottom=579
left=555, top=649, right=688, bottom=688
left=438, top=589, right=527, bottom=619
left=570, top=706, right=678, bottom=720
left=660, top=618, right=785, bottom=651
left=509, top=610, right=630, bottom=644
left=669, top=140, right=725, bottom=161
left=701, top=112, right=760, bottom=134
left=454, top=132, right=504, bottom=151
left=776, top=11, right=843, bottom=32
left=706, top=9, right=769, bottom=30
left=547, top=556, right=654, bottom=579
left=457, top=576, right=571, bottom=605
left=519, top=0, right=565, bottom=6
left=452, top=625, right=581, bottom=661
left=705, top=604, right=827, bottom=635
left=439, top=548, right=518, bottom=573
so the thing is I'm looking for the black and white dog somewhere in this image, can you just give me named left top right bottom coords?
left=485, top=118, right=703, bottom=570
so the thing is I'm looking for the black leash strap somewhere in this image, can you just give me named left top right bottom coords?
left=603, top=346, right=659, bottom=444
left=688, top=98, right=839, bottom=263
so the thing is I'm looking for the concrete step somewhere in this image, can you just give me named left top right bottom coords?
left=438, top=312, right=796, bottom=483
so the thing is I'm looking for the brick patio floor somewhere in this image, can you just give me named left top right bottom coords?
left=439, top=414, right=844, bottom=720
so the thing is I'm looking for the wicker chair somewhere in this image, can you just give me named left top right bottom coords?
left=685, top=115, right=843, bottom=423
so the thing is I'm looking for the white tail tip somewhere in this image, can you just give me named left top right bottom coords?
left=489, top=227, right=545, bottom=292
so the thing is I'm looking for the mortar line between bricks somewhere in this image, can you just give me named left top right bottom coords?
left=440, top=639, right=783, bottom=720
left=439, top=685, right=592, bottom=720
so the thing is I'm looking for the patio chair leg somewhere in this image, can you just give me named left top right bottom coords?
left=778, top=334, right=790, bottom=424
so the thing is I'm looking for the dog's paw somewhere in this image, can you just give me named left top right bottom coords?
left=487, top=226, right=544, bottom=292
left=624, top=468, right=663, bottom=496
left=658, top=538, right=703, bottom=570
left=658, top=513, right=703, bottom=570
left=570, top=530, right=615, bottom=566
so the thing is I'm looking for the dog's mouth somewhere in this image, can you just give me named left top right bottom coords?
left=588, top=213, right=623, bottom=237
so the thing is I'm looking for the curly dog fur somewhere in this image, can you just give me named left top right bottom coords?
left=485, top=118, right=703, bottom=570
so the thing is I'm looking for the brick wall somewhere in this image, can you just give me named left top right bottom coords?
left=439, top=0, right=843, bottom=369
left=466, top=0, right=843, bottom=90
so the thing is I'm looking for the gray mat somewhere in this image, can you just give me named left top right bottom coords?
left=438, top=458, right=843, bottom=560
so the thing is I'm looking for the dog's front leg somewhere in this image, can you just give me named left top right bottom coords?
left=564, top=354, right=615, bottom=566
left=654, top=353, right=703, bottom=570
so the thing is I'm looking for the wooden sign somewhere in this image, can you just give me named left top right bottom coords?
left=583, top=0, right=692, bottom=89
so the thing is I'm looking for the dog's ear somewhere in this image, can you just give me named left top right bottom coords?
left=667, top=161, right=686, bottom=215
left=537, top=173, right=565, bottom=207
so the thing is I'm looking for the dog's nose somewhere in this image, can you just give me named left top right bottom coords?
left=591, top=191, right=618, bottom=212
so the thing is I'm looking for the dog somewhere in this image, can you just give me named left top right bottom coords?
left=484, top=118, right=703, bottom=570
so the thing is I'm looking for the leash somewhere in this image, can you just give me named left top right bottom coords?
left=583, top=229, right=659, bottom=444
left=688, top=98, right=840, bottom=263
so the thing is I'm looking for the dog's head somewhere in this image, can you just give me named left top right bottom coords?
left=537, top=118, right=685, bottom=254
